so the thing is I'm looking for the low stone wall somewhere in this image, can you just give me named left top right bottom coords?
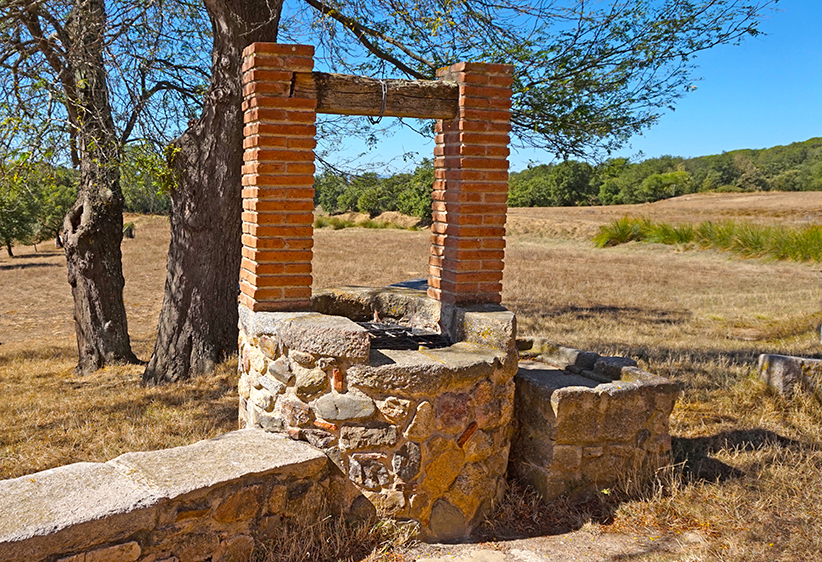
left=238, top=285, right=519, bottom=542
left=758, top=353, right=822, bottom=399
left=0, top=430, right=360, bottom=562
left=510, top=341, right=680, bottom=501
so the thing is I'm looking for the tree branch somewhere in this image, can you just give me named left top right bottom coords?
left=300, top=0, right=433, bottom=79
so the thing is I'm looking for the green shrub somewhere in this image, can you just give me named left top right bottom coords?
left=598, top=218, right=822, bottom=263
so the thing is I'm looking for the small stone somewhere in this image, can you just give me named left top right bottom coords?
left=293, top=364, right=327, bottom=398
left=258, top=411, right=284, bottom=432
left=301, top=429, right=336, bottom=449
left=594, top=356, right=638, bottom=380
left=238, top=376, right=251, bottom=400
left=313, top=391, right=376, bottom=421
left=392, top=442, right=421, bottom=481
left=259, top=374, right=285, bottom=395
left=422, top=437, right=465, bottom=496
left=83, top=542, right=141, bottom=562
left=248, top=347, right=267, bottom=373
left=331, top=368, right=344, bottom=392
left=428, top=499, right=467, bottom=543
left=248, top=369, right=263, bottom=389
left=340, top=425, right=397, bottom=449
left=250, top=387, right=275, bottom=412
left=462, top=429, right=494, bottom=462
left=436, top=392, right=471, bottom=432
left=213, top=534, right=254, bottom=562
left=268, top=356, right=294, bottom=385
left=290, top=349, right=316, bottom=366
left=277, top=396, right=313, bottom=427
left=213, top=485, right=262, bottom=523
left=260, top=335, right=280, bottom=359
left=317, top=357, right=337, bottom=370
left=405, top=401, right=435, bottom=440
left=377, top=397, right=411, bottom=424
left=363, top=489, right=406, bottom=515
left=348, top=455, right=390, bottom=489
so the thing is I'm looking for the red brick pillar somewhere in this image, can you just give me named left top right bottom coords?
left=240, top=44, right=316, bottom=312
left=429, top=62, right=513, bottom=305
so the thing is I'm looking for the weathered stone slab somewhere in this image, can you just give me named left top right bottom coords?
left=347, top=343, right=505, bottom=397
left=759, top=354, right=822, bottom=398
left=240, top=309, right=371, bottom=362
left=0, top=464, right=155, bottom=562
left=109, top=430, right=327, bottom=499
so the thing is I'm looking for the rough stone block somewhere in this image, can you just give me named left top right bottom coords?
left=347, top=343, right=505, bottom=397
left=594, top=356, right=638, bottom=380
left=759, top=354, right=822, bottom=399
left=340, top=425, right=397, bottom=449
left=313, top=391, right=376, bottom=421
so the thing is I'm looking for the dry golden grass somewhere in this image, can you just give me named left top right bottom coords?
left=1, top=193, right=821, bottom=561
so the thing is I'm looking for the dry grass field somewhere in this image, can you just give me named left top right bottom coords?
left=1, top=191, right=821, bottom=561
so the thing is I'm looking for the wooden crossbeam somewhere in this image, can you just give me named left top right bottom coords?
left=292, top=72, right=459, bottom=120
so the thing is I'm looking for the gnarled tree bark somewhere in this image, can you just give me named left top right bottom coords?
left=143, top=0, right=283, bottom=384
left=63, top=0, right=137, bottom=374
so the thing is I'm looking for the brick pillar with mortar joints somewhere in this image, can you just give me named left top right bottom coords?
left=429, top=62, right=513, bottom=305
left=240, top=43, right=317, bottom=312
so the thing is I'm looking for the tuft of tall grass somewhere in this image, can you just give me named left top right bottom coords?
left=597, top=218, right=822, bottom=263
left=593, top=217, right=650, bottom=247
left=647, top=222, right=695, bottom=245
left=314, top=216, right=417, bottom=231
left=314, top=216, right=356, bottom=230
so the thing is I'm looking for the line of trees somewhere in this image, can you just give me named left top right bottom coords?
left=511, top=137, right=822, bottom=207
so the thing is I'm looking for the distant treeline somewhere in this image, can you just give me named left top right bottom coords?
left=313, top=159, right=435, bottom=221
left=511, top=137, right=822, bottom=207
left=313, top=137, right=822, bottom=219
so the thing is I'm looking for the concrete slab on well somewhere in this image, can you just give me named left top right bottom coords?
left=109, top=429, right=327, bottom=498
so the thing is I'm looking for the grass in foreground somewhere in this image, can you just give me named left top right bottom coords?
left=254, top=516, right=416, bottom=562
left=0, top=343, right=239, bottom=479
left=594, top=217, right=822, bottom=262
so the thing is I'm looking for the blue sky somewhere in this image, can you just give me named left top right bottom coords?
left=328, top=1, right=821, bottom=173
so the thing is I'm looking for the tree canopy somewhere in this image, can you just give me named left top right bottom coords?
left=281, top=0, right=776, bottom=160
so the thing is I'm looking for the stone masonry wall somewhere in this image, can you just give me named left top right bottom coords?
left=0, top=430, right=360, bottom=562
left=511, top=341, right=681, bottom=501
left=238, top=287, right=519, bottom=542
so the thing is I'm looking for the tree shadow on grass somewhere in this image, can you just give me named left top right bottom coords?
left=511, top=303, right=692, bottom=326
left=672, top=428, right=804, bottom=483
left=0, top=345, right=76, bottom=366
left=0, top=262, right=60, bottom=271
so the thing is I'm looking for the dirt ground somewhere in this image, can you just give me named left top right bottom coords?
left=1, top=192, right=821, bottom=561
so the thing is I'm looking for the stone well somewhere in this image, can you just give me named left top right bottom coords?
left=237, top=43, right=518, bottom=541
left=238, top=284, right=518, bottom=542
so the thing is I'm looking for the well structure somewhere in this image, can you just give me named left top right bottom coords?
left=236, top=43, right=517, bottom=541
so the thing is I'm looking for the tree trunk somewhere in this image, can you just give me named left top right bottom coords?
left=63, top=0, right=137, bottom=374
left=143, top=0, right=282, bottom=384
left=5, top=239, right=13, bottom=258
